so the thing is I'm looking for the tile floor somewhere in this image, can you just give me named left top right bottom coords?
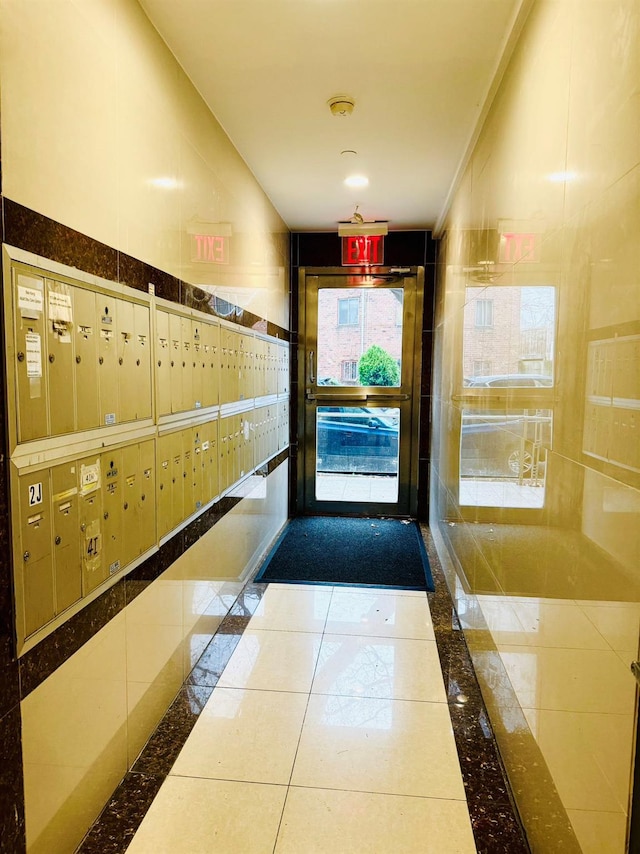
left=126, top=584, right=478, bottom=853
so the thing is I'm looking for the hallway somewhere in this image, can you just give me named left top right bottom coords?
left=75, top=525, right=528, bottom=853
left=125, top=582, right=477, bottom=853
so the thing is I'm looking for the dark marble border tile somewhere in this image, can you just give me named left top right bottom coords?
left=422, top=526, right=531, bottom=854
left=0, top=705, right=26, bottom=852
left=3, top=198, right=290, bottom=343
left=79, top=581, right=269, bottom=853
left=76, top=772, right=164, bottom=854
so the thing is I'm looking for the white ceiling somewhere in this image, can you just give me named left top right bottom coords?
left=140, top=0, right=525, bottom=232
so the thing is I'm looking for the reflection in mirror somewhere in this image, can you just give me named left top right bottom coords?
left=463, top=286, right=555, bottom=386
left=459, top=409, right=552, bottom=508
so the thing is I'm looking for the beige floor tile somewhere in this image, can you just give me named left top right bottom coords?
left=311, top=634, right=447, bottom=702
left=498, top=645, right=634, bottom=714
left=275, top=787, right=477, bottom=853
left=325, top=590, right=435, bottom=640
left=217, top=629, right=322, bottom=692
left=171, top=688, right=308, bottom=784
left=567, top=809, right=628, bottom=854
left=247, top=586, right=332, bottom=632
left=522, top=708, right=629, bottom=813
left=579, top=602, right=640, bottom=656
left=510, top=602, right=610, bottom=650
left=334, top=585, right=428, bottom=598
left=291, top=694, right=465, bottom=800
left=127, top=776, right=287, bottom=854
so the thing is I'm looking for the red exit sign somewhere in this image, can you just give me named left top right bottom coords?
left=191, top=234, right=229, bottom=264
left=342, top=235, right=384, bottom=266
left=499, top=232, right=540, bottom=263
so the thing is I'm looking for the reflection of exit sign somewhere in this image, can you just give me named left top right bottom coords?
left=191, top=234, right=229, bottom=264
left=499, top=232, right=540, bottom=263
left=342, top=235, right=384, bottom=266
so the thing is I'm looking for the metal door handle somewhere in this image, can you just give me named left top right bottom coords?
left=308, top=350, right=315, bottom=384
left=631, top=661, right=640, bottom=685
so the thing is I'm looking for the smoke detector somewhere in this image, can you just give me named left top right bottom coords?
left=328, top=95, right=355, bottom=117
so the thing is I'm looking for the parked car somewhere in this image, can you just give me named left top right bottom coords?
left=459, top=411, right=551, bottom=478
left=316, top=408, right=399, bottom=474
left=316, top=406, right=551, bottom=480
left=463, top=374, right=553, bottom=388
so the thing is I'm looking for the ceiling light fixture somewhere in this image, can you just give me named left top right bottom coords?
left=328, top=95, right=355, bottom=117
left=344, top=174, right=369, bottom=188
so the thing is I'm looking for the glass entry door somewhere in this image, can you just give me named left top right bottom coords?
left=300, top=268, right=423, bottom=517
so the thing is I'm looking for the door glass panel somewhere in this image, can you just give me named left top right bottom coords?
left=459, top=408, right=552, bottom=508
left=317, top=288, right=403, bottom=387
left=316, top=406, right=399, bottom=503
left=463, top=286, right=555, bottom=386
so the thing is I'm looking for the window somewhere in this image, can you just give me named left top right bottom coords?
left=473, top=360, right=492, bottom=376
left=475, top=299, right=494, bottom=328
left=338, top=297, right=359, bottom=326
left=341, top=360, right=358, bottom=382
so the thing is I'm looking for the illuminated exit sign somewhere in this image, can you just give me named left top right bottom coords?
left=342, top=235, right=384, bottom=266
left=499, top=232, right=540, bottom=263
left=191, top=234, right=229, bottom=264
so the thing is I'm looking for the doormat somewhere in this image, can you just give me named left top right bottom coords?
left=255, top=516, right=434, bottom=591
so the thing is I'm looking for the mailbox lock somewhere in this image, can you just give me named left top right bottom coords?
left=17, top=352, right=25, bottom=362
left=99, top=357, right=104, bottom=365
left=158, top=360, right=162, bottom=367
left=49, top=354, right=55, bottom=363
left=23, top=551, right=30, bottom=562
left=171, top=361, right=174, bottom=367
left=76, top=355, right=82, bottom=364
left=55, top=536, right=61, bottom=545
left=123, top=502, right=128, bottom=511
left=136, top=359, right=141, bottom=366
left=141, top=494, right=145, bottom=501
left=182, top=361, right=186, bottom=368
left=80, top=523, right=86, bottom=532
left=119, top=357, right=123, bottom=365
left=160, top=483, right=164, bottom=490
left=104, top=512, right=109, bottom=520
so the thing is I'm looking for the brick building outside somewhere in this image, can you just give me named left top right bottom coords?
left=317, top=287, right=403, bottom=385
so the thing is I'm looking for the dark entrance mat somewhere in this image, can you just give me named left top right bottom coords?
left=255, top=516, right=434, bottom=591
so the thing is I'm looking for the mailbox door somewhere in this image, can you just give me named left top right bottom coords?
left=192, top=321, right=204, bottom=410
left=78, top=456, right=105, bottom=594
left=155, top=309, right=171, bottom=417
left=20, top=470, right=54, bottom=636
left=169, top=312, right=182, bottom=414
left=138, top=440, right=156, bottom=552
left=15, top=271, right=48, bottom=442
left=116, top=299, right=135, bottom=422
left=180, top=315, right=193, bottom=412
left=157, top=433, right=173, bottom=539
left=46, top=279, right=75, bottom=435
left=121, top=443, right=139, bottom=567
left=202, top=322, right=219, bottom=408
left=134, top=303, right=152, bottom=419
left=51, top=461, right=81, bottom=613
left=74, top=286, right=100, bottom=431
left=97, top=294, right=119, bottom=425
left=101, top=449, right=123, bottom=577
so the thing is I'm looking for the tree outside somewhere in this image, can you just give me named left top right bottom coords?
left=358, top=345, right=400, bottom=386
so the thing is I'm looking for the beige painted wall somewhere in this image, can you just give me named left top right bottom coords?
left=0, top=0, right=289, bottom=327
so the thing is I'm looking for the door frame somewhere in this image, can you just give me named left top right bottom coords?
left=296, top=266, right=424, bottom=518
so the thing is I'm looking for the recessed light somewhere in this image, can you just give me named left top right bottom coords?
left=344, top=174, right=369, bottom=188
left=149, top=177, right=182, bottom=190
